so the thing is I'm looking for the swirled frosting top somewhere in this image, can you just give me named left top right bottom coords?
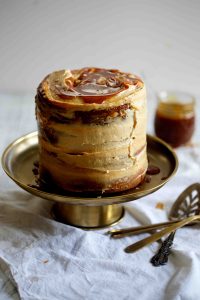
left=39, top=68, right=144, bottom=105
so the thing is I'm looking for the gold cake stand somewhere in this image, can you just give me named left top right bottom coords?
left=2, top=132, right=178, bottom=229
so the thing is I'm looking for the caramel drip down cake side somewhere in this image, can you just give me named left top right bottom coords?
left=35, top=67, right=147, bottom=193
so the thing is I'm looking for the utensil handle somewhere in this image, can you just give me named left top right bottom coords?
left=150, top=231, right=176, bottom=266
left=124, top=215, right=200, bottom=253
left=108, top=220, right=179, bottom=238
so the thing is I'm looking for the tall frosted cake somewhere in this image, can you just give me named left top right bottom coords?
left=35, top=67, right=147, bottom=193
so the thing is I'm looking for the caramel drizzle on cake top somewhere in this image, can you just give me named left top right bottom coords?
left=45, top=68, right=143, bottom=104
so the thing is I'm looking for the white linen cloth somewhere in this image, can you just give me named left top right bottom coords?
left=0, top=92, right=200, bottom=300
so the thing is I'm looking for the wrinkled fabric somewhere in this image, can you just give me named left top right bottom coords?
left=0, top=93, right=200, bottom=300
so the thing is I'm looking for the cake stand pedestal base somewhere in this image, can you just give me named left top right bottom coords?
left=52, top=203, right=124, bottom=229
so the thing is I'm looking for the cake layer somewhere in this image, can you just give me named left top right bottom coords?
left=39, top=140, right=146, bottom=171
left=39, top=149, right=147, bottom=193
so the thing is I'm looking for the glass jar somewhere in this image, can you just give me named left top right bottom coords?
left=154, top=91, right=195, bottom=147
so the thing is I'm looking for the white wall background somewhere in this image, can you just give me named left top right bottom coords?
left=0, top=0, right=200, bottom=95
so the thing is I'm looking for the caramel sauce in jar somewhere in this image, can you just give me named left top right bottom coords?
left=154, top=91, right=195, bottom=147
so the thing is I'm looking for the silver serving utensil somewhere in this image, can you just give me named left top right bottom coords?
left=125, top=214, right=200, bottom=253
left=124, top=183, right=200, bottom=253
left=108, top=183, right=200, bottom=239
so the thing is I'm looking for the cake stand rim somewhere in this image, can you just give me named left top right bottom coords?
left=1, top=131, right=178, bottom=206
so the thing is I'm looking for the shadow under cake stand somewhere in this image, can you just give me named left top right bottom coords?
left=2, top=132, right=178, bottom=229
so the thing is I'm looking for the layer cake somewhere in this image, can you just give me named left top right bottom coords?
left=35, top=67, right=147, bottom=193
